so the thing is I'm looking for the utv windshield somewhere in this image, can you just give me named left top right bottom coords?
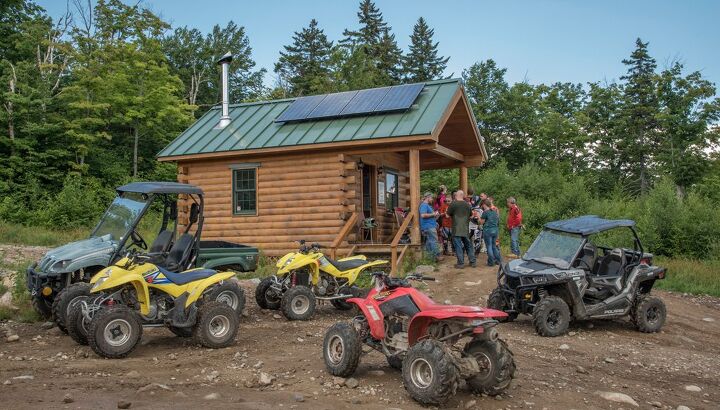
left=91, top=192, right=150, bottom=242
left=523, top=229, right=584, bottom=269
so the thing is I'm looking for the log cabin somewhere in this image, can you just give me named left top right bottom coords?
left=158, top=58, right=487, bottom=273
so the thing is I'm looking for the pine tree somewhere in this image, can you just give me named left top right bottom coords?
left=403, top=17, right=449, bottom=82
left=274, top=19, right=334, bottom=96
left=341, top=0, right=387, bottom=51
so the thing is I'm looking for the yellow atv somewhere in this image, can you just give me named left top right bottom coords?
left=255, top=240, right=387, bottom=320
left=68, top=249, right=245, bottom=358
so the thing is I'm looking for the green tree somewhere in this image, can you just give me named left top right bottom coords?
left=275, top=19, right=334, bottom=96
left=462, top=59, right=509, bottom=160
left=581, top=82, right=624, bottom=187
left=403, top=17, right=449, bottom=82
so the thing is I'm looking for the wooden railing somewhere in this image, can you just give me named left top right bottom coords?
left=330, top=212, right=359, bottom=259
left=390, top=213, right=414, bottom=275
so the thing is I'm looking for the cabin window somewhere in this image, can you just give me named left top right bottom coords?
left=385, top=171, right=399, bottom=209
left=233, top=168, right=257, bottom=215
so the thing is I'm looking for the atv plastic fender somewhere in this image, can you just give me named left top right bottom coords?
left=347, top=297, right=386, bottom=340
left=342, top=259, right=388, bottom=284
left=89, top=266, right=152, bottom=316
left=277, top=256, right=321, bottom=285
left=183, top=271, right=236, bottom=308
left=407, top=309, right=508, bottom=346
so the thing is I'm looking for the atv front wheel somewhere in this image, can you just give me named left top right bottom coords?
left=52, top=283, right=91, bottom=334
left=402, top=340, right=459, bottom=405
left=192, top=301, right=239, bottom=348
left=464, top=338, right=516, bottom=395
left=487, top=288, right=517, bottom=323
left=205, top=282, right=246, bottom=315
left=330, top=286, right=359, bottom=311
left=532, top=296, right=570, bottom=337
left=255, top=276, right=282, bottom=310
left=88, top=306, right=143, bottom=359
left=632, top=295, right=666, bottom=333
left=32, top=295, right=53, bottom=319
left=281, top=286, right=316, bottom=321
left=66, top=297, right=90, bottom=345
left=323, top=322, right=361, bottom=377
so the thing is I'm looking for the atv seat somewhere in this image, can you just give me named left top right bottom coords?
left=327, top=258, right=368, bottom=271
left=595, top=248, right=625, bottom=277
left=157, top=266, right=217, bottom=285
left=149, top=230, right=174, bottom=253
left=573, top=243, right=597, bottom=272
left=162, top=233, right=195, bottom=272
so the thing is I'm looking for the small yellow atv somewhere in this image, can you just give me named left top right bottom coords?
left=69, top=249, right=245, bottom=358
left=255, top=240, right=387, bottom=321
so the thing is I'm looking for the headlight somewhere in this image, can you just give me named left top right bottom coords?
left=533, top=276, right=547, bottom=283
left=284, top=257, right=294, bottom=267
left=51, top=260, right=71, bottom=272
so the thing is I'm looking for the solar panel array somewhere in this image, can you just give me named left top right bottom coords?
left=274, top=83, right=424, bottom=123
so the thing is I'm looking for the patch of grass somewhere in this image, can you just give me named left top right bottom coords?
left=654, top=257, right=720, bottom=297
left=400, top=250, right=437, bottom=275
left=0, top=257, right=42, bottom=323
left=0, top=221, right=86, bottom=247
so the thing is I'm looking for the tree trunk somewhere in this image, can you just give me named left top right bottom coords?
left=133, top=127, right=139, bottom=177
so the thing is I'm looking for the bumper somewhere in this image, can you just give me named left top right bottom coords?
left=26, top=264, right=63, bottom=296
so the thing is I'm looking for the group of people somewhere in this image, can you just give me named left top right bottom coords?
left=419, top=185, right=523, bottom=269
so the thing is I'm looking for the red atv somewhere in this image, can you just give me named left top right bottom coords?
left=322, top=272, right=516, bottom=405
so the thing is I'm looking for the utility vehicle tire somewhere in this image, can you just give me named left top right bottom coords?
left=281, top=286, right=316, bottom=321
left=402, top=339, right=459, bottom=405
left=464, top=338, right=516, bottom=395
left=192, top=301, right=239, bottom=349
left=32, top=296, right=53, bottom=319
left=66, top=297, right=90, bottom=345
left=632, top=295, right=666, bottom=333
left=387, top=355, right=403, bottom=370
left=88, top=306, right=143, bottom=359
left=205, top=282, right=246, bottom=315
left=487, top=288, right=517, bottom=323
left=323, top=322, right=362, bottom=377
left=532, top=296, right=571, bottom=337
left=52, top=282, right=91, bottom=334
left=330, top=286, right=359, bottom=311
left=168, top=326, right=193, bottom=338
left=255, top=276, right=281, bottom=310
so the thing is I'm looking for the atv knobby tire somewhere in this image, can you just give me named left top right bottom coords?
left=66, top=296, right=90, bottom=345
left=205, top=281, right=246, bottom=315
left=52, top=282, right=91, bottom=334
left=402, top=340, right=459, bottom=405
left=464, top=338, right=516, bottom=395
left=330, top=286, right=359, bottom=311
left=632, top=295, right=666, bottom=333
left=532, top=296, right=571, bottom=337
left=32, top=295, right=53, bottom=319
left=88, top=306, right=143, bottom=359
left=281, top=286, right=316, bottom=321
left=323, top=322, right=362, bottom=377
left=255, top=276, right=282, bottom=310
left=487, top=288, right=517, bottom=323
left=192, top=301, right=239, bottom=349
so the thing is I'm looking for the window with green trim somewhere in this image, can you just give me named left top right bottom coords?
left=233, top=168, right=257, bottom=215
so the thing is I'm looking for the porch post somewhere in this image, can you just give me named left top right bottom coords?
left=409, top=148, right=421, bottom=244
left=459, top=165, right=468, bottom=193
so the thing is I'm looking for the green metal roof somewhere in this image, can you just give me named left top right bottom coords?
left=158, top=78, right=462, bottom=159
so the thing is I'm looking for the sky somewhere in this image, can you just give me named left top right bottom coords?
left=36, top=0, right=720, bottom=88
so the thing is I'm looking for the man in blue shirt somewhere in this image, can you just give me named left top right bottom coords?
left=419, top=192, right=440, bottom=261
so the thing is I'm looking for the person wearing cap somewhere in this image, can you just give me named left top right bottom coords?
left=419, top=192, right=441, bottom=261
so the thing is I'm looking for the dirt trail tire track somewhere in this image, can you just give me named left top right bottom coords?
left=1, top=245, right=719, bottom=409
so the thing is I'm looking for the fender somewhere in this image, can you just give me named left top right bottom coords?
left=183, top=271, right=236, bottom=308
left=347, top=297, right=385, bottom=340
left=343, top=259, right=388, bottom=283
left=407, top=308, right=508, bottom=346
left=89, top=265, right=152, bottom=316
left=277, top=255, right=321, bottom=284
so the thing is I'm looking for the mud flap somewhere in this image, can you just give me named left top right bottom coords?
left=168, top=293, right=198, bottom=328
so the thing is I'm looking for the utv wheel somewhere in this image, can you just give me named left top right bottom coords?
left=323, top=322, right=362, bottom=377
left=387, top=355, right=403, bottom=370
left=66, top=297, right=90, bottom=345
left=205, top=282, right=246, bottom=315
left=32, top=296, right=53, bottom=319
left=464, top=338, right=516, bottom=395
left=281, top=286, right=316, bottom=321
left=52, top=283, right=91, bottom=334
left=255, top=276, right=282, bottom=310
left=487, top=288, right=517, bottom=323
left=192, top=301, right=239, bottom=349
left=532, top=296, right=571, bottom=337
left=402, top=340, right=459, bottom=405
left=330, top=286, right=359, bottom=311
left=88, top=306, right=142, bottom=359
left=168, top=326, right=193, bottom=338
left=632, top=295, right=666, bottom=333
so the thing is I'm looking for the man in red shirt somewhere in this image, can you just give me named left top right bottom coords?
left=506, top=197, right=523, bottom=257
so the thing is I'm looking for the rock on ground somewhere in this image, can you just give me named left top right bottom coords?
left=596, top=391, right=639, bottom=407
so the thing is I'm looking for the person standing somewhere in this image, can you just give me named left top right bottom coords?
left=447, top=190, right=476, bottom=268
left=506, top=197, right=523, bottom=257
left=438, top=197, right=454, bottom=255
left=434, top=185, right=447, bottom=210
left=420, top=192, right=441, bottom=261
left=480, top=199, right=502, bottom=266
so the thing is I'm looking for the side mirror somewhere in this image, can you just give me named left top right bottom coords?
left=189, top=203, right=199, bottom=224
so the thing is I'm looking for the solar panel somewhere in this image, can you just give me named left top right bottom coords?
left=274, top=94, right=325, bottom=123
left=340, top=87, right=391, bottom=116
left=374, top=83, right=424, bottom=112
left=307, top=90, right=358, bottom=119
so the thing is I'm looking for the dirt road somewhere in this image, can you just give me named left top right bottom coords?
left=1, top=246, right=718, bottom=409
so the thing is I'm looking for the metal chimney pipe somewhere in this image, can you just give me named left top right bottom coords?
left=216, top=52, right=233, bottom=129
